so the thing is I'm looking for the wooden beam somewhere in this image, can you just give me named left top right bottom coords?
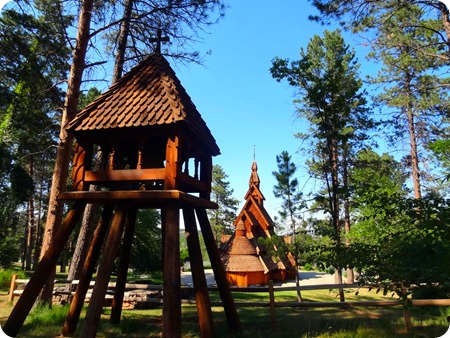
left=178, top=172, right=208, bottom=193
left=62, top=204, right=114, bottom=337
left=3, top=201, right=87, bottom=338
left=85, top=168, right=166, bottom=183
left=162, top=202, right=181, bottom=337
left=195, top=208, right=241, bottom=333
left=58, top=190, right=218, bottom=209
left=80, top=202, right=130, bottom=338
left=110, top=206, right=138, bottom=323
left=183, top=207, right=214, bottom=337
left=164, top=135, right=179, bottom=190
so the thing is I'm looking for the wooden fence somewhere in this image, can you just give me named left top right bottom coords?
left=9, top=274, right=450, bottom=331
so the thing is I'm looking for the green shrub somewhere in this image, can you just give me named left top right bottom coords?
left=0, top=269, right=26, bottom=290
left=303, top=263, right=313, bottom=271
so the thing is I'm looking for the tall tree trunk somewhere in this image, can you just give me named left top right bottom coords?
left=33, top=182, right=44, bottom=271
left=39, top=0, right=94, bottom=304
left=342, top=144, right=353, bottom=284
left=406, top=105, right=421, bottom=199
left=68, top=0, right=132, bottom=280
left=26, top=199, right=35, bottom=270
left=290, top=210, right=302, bottom=302
left=112, top=0, right=133, bottom=84
left=25, top=158, right=35, bottom=271
left=439, top=2, right=450, bottom=55
left=67, top=151, right=103, bottom=281
left=329, top=139, right=345, bottom=300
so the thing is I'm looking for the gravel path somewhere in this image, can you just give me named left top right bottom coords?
left=181, top=269, right=337, bottom=287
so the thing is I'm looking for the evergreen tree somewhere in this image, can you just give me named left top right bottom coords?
left=0, top=8, right=69, bottom=270
left=208, top=164, right=239, bottom=243
left=368, top=4, right=450, bottom=198
left=309, top=0, right=450, bottom=59
left=349, top=148, right=409, bottom=244
left=272, top=151, right=304, bottom=235
left=309, top=1, right=450, bottom=198
left=270, top=30, right=373, bottom=293
left=272, top=150, right=304, bottom=301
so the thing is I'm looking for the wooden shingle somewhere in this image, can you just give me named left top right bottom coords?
left=68, top=53, right=220, bottom=156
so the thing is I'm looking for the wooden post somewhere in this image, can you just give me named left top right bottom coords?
left=3, top=201, right=86, bottom=338
left=110, top=206, right=138, bottom=323
left=401, top=284, right=412, bottom=332
left=62, top=204, right=114, bottom=337
left=162, top=202, right=181, bottom=338
left=268, top=280, right=276, bottom=330
left=164, top=135, right=179, bottom=190
left=195, top=207, right=241, bottom=333
left=183, top=207, right=214, bottom=337
left=80, top=202, right=130, bottom=338
left=8, top=274, right=18, bottom=302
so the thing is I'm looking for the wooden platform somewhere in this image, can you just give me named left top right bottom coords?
left=58, top=190, right=218, bottom=209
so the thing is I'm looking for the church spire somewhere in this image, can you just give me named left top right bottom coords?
left=249, top=160, right=260, bottom=188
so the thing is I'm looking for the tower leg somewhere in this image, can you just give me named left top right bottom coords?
left=110, top=205, right=138, bottom=323
left=195, top=208, right=241, bottom=333
left=162, top=202, right=181, bottom=338
left=80, top=202, right=130, bottom=338
left=62, top=203, right=114, bottom=336
left=183, top=207, right=214, bottom=337
left=3, top=201, right=87, bottom=337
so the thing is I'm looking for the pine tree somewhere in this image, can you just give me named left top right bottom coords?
left=272, top=150, right=304, bottom=301
left=270, top=30, right=373, bottom=295
left=208, top=165, right=239, bottom=243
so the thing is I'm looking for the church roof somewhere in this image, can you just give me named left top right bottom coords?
left=221, top=222, right=266, bottom=273
left=67, top=53, right=220, bottom=156
left=220, top=162, right=293, bottom=277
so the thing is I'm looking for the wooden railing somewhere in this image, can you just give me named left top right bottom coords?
left=10, top=274, right=450, bottom=308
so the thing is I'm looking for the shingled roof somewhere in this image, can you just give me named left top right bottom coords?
left=221, top=221, right=266, bottom=273
left=221, top=162, right=294, bottom=274
left=67, top=53, right=220, bottom=156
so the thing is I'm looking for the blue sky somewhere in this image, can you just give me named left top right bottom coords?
left=0, top=0, right=373, bottom=224
left=175, top=1, right=372, bottom=221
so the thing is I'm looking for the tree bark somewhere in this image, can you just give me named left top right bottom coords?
left=33, top=182, right=44, bottom=271
left=39, top=0, right=94, bottom=304
left=406, top=104, right=421, bottom=200
left=342, top=144, right=353, bottom=284
left=25, top=159, right=35, bottom=271
left=67, top=151, right=103, bottom=282
left=439, top=2, right=450, bottom=56
left=112, top=0, right=133, bottom=84
left=68, top=0, right=131, bottom=280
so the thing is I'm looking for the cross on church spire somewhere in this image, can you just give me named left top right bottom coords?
left=149, top=28, right=169, bottom=54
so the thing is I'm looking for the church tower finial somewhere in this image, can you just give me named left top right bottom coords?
left=149, top=28, right=169, bottom=54
left=249, top=159, right=260, bottom=188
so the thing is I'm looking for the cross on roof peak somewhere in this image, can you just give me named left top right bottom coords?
left=149, top=28, right=169, bottom=54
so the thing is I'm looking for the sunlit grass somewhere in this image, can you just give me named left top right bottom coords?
left=1, top=290, right=448, bottom=337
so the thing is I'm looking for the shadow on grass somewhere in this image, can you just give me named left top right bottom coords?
left=6, top=298, right=449, bottom=337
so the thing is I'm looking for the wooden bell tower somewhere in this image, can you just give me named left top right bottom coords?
left=4, top=52, right=240, bottom=337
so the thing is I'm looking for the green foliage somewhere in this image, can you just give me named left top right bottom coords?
left=0, top=234, right=21, bottom=269
left=350, top=195, right=450, bottom=296
left=0, top=7, right=70, bottom=271
left=272, top=151, right=305, bottom=233
left=128, top=209, right=162, bottom=274
left=208, top=164, right=239, bottom=241
left=0, top=269, right=26, bottom=290
left=78, top=87, right=102, bottom=110
left=303, top=263, right=313, bottom=271
left=309, top=0, right=450, bottom=195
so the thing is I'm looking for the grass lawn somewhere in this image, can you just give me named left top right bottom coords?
left=1, top=287, right=449, bottom=337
